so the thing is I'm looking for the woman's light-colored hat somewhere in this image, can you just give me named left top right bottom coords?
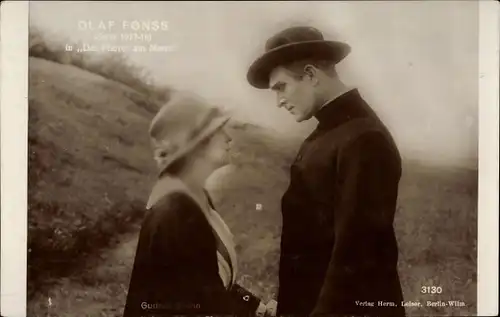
left=149, top=92, right=230, bottom=175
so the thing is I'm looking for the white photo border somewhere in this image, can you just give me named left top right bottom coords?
left=0, top=1, right=498, bottom=317
left=1, top=1, right=29, bottom=316
left=477, top=1, right=499, bottom=316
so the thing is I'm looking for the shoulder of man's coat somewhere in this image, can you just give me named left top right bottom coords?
left=340, top=128, right=393, bottom=157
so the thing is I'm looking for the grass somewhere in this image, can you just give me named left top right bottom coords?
left=27, top=27, right=477, bottom=317
left=393, top=165, right=477, bottom=316
left=27, top=52, right=161, bottom=298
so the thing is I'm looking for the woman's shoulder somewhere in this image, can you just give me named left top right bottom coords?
left=141, top=177, right=210, bottom=234
left=148, top=190, right=201, bottom=224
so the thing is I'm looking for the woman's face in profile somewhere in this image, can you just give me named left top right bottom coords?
left=205, top=126, right=233, bottom=168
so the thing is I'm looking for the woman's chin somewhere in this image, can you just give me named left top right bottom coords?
left=210, top=159, right=229, bottom=173
left=218, top=160, right=232, bottom=170
left=206, top=164, right=235, bottom=191
left=219, top=162, right=237, bottom=174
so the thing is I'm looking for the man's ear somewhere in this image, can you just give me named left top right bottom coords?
left=303, top=64, right=319, bottom=86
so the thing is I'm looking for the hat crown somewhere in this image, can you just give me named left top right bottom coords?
left=149, top=92, right=224, bottom=154
left=247, top=25, right=350, bottom=89
left=265, top=26, right=324, bottom=51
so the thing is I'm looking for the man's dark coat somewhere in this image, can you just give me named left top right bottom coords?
left=276, top=89, right=406, bottom=317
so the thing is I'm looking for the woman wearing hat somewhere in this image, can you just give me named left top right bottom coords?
left=122, top=92, right=275, bottom=317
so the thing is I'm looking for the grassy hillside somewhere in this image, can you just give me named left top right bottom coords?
left=27, top=56, right=160, bottom=297
left=27, top=56, right=294, bottom=298
left=28, top=56, right=477, bottom=317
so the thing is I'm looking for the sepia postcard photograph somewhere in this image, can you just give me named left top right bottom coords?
left=1, top=1, right=499, bottom=317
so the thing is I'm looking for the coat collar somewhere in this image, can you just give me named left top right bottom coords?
left=146, top=175, right=189, bottom=209
left=145, top=174, right=238, bottom=287
left=146, top=174, right=208, bottom=211
left=314, top=88, right=371, bottom=131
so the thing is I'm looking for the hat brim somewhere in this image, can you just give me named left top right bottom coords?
left=247, top=40, right=351, bottom=89
left=158, top=115, right=231, bottom=176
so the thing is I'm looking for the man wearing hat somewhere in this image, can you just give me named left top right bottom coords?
left=247, top=26, right=406, bottom=317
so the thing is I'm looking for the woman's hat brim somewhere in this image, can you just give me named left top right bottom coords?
left=157, top=115, right=231, bottom=176
left=247, top=40, right=351, bottom=89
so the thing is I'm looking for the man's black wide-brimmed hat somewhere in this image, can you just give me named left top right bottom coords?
left=247, top=26, right=351, bottom=89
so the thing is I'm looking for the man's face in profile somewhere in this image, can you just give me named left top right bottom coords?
left=269, top=66, right=319, bottom=122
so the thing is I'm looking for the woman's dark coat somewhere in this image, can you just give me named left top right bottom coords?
left=123, top=183, right=258, bottom=317
left=277, top=89, right=406, bottom=317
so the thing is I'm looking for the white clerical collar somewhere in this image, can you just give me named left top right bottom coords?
left=319, top=86, right=354, bottom=110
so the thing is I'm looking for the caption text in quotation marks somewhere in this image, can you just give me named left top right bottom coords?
left=65, top=43, right=177, bottom=53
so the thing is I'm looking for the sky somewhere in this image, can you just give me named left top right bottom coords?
left=29, top=1, right=479, bottom=168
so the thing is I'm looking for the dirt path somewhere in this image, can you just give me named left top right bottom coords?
left=28, top=232, right=139, bottom=317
